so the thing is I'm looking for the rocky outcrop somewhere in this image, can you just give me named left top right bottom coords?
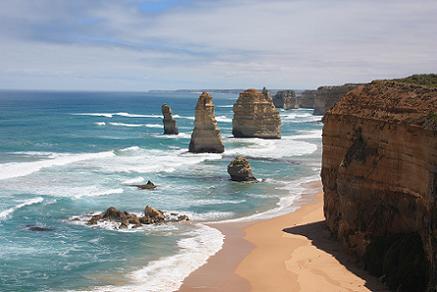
left=298, top=90, right=316, bottom=108
left=227, top=156, right=257, bottom=182
left=189, top=92, right=224, bottom=153
left=322, top=78, right=437, bottom=292
left=313, top=84, right=359, bottom=115
left=86, top=206, right=189, bottom=229
left=232, top=89, right=281, bottom=139
left=130, top=180, right=157, bottom=190
left=273, top=90, right=297, bottom=110
left=162, top=104, right=179, bottom=135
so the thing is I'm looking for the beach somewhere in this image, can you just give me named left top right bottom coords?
left=180, top=181, right=388, bottom=292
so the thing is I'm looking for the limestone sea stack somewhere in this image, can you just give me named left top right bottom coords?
left=227, top=156, right=257, bottom=182
left=322, top=75, right=437, bottom=291
left=189, top=92, right=224, bottom=153
left=232, top=89, right=281, bottom=139
left=162, top=104, right=178, bottom=135
left=272, top=90, right=297, bottom=110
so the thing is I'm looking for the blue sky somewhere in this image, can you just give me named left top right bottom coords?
left=0, top=0, right=436, bottom=90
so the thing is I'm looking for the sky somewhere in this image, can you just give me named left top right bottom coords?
left=0, top=0, right=436, bottom=91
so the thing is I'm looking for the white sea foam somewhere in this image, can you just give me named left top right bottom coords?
left=122, top=177, right=145, bottom=184
left=95, top=122, right=106, bottom=126
left=224, top=136, right=317, bottom=159
left=215, top=115, right=232, bottom=123
left=73, top=112, right=162, bottom=119
left=152, top=132, right=191, bottom=139
left=109, top=122, right=144, bottom=128
left=0, top=197, right=44, bottom=221
left=292, top=129, right=323, bottom=139
left=173, top=115, right=195, bottom=120
left=87, top=224, right=224, bottom=292
left=0, top=151, right=114, bottom=180
left=217, top=105, right=234, bottom=108
left=281, top=112, right=323, bottom=123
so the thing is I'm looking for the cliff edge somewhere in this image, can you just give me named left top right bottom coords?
left=322, top=76, right=437, bottom=291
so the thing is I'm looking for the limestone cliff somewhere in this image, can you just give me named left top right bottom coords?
left=161, top=104, right=178, bottom=135
left=313, top=84, right=359, bottom=115
left=189, top=92, right=224, bottom=153
left=232, top=89, right=281, bottom=139
left=298, top=90, right=316, bottom=108
left=322, top=78, right=437, bottom=291
left=272, top=90, right=297, bottom=110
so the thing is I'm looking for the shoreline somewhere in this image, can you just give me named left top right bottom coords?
left=179, top=181, right=388, bottom=292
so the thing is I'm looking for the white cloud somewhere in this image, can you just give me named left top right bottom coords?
left=0, top=0, right=436, bottom=90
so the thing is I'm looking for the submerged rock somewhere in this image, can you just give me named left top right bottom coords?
left=273, top=90, right=297, bottom=110
left=85, top=205, right=189, bottom=228
left=189, top=92, right=224, bottom=153
left=162, top=104, right=179, bottom=135
left=232, top=89, right=281, bottom=139
left=227, top=156, right=257, bottom=182
left=130, top=180, right=157, bottom=190
left=322, top=76, right=437, bottom=291
left=25, top=225, right=54, bottom=232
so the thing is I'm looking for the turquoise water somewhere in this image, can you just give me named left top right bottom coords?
left=0, top=90, right=322, bottom=292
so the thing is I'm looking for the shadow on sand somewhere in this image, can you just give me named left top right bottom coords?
left=282, top=220, right=389, bottom=292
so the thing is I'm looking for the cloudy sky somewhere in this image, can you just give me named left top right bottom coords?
left=0, top=0, right=436, bottom=91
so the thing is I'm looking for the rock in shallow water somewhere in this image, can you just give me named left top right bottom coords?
left=227, top=156, right=257, bottom=182
left=162, top=104, right=179, bottom=135
left=85, top=205, right=189, bottom=228
left=232, top=89, right=281, bottom=139
left=189, top=92, right=224, bottom=153
left=130, top=180, right=157, bottom=190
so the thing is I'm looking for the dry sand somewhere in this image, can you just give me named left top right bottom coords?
left=180, top=182, right=388, bottom=292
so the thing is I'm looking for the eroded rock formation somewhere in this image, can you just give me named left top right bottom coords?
left=232, top=89, right=281, bottom=139
left=162, top=104, right=179, bottom=135
left=189, top=92, right=224, bottom=153
left=273, top=90, right=297, bottom=110
left=298, top=90, right=317, bottom=108
left=227, top=156, right=257, bottom=182
left=86, top=205, right=189, bottom=229
left=322, top=78, right=437, bottom=292
left=313, top=84, right=359, bottom=115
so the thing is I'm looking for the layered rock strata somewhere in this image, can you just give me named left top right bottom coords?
left=232, top=89, right=281, bottom=139
left=298, top=90, right=317, bottom=108
left=227, top=156, right=257, bottom=182
left=162, top=104, right=179, bottom=135
left=322, top=78, right=437, bottom=292
left=272, top=90, right=297, bottom=110
left=189, top=92, right=224, bottom=153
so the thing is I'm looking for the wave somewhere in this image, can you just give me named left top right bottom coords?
left=217, top=105, right=234, bottom=108
left=107, top=122, right=163, bottom=128
left=0, top=197, right=44, bottom=221
left=173, top=115, right=195, bottom=120
left=152, top=133, right=191, bottom=139
left=88, top=224, right=224, bottom=292
left=73, top=112, right=161, bottom=119
left=121, top=176, right=145, bottom=184
left=0, top=151, right=114, bottom=180
left=215, top=115, right=232, bottom=123
left=224, top=136, right=317, bottom=159
left=291, top=129, right=322, bottom=139
left=215, top=174, right=320, bottom=224
left=95, top=122, right=106, bottom=126
left=281, top=112, right=323, bottom=123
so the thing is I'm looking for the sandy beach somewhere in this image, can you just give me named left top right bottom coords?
left=180, top=181, right=388, bottom=292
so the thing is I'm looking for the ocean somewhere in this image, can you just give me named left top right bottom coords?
left=0, top=90, right=322, bottom=292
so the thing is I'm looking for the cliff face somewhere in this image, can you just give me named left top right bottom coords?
left=298, top=90, right=316, bottom=108
left=161, top=104, right=178, bottom=135
left=313, top=84, right=358, bottom=115
left=189, top=92, right=224, bottom=153
left=232, top=89, right=281, bottom=139
left=272, top=90, right=297, bottom=110
left=322, top=80, right=437, bottom=291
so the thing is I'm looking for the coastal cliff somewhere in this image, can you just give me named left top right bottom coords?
left=272, top=90, right=297, bottom=110
left=189, top=92, right=224, bottom=153
left=321, top=76, right=437, bottom=291
left=232, top=89, right=281, bottom=139
left=313, top=84, right=359, bottom=115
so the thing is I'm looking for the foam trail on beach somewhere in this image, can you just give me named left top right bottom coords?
left=0, top=197, right=44, bottom=221
left=88, top=224, right=224, bottom=292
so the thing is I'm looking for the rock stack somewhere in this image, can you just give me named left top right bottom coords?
left=162, top=104, right=178, bottom=135
left=272, top=90, right=297, bottom=110
left=227, top=156, right=257, bottom=182
left=232, top=89, right=281, bottom=139
left=189, top=92, right=224, bottom=153
left=322, top=76, right=437, bottom=291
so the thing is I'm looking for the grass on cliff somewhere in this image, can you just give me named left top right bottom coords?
left=394, top=74, right=437, bottom=88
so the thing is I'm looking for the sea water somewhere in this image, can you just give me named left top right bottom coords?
left=0, top=90, right=322, bottom=292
